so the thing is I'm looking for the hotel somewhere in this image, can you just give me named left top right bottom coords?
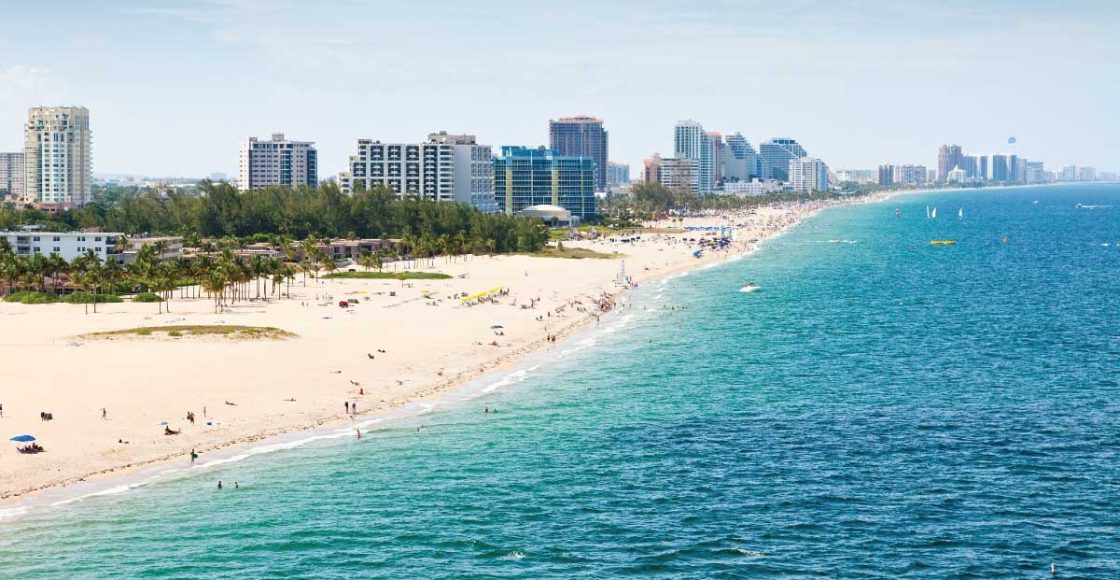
left=759, top=138, right=807, bottom=182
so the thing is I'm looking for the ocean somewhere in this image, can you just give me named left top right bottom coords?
left=2, top=184, right=1118, bottom=578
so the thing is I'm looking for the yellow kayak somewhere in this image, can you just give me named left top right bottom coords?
left=929, top=240, right=957, bottom=245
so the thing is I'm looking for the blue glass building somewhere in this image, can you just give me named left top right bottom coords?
left=493, top=146, right=597, bottom=219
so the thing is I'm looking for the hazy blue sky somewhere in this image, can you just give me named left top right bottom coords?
left=1, top=0, right=1117, bottom=177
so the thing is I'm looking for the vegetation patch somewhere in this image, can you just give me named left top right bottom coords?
left=131, top=292, right=164, bottom=303
left=4, top=291, right=59, bottom=304
left=82, top=325, right=297, bottom=341
left=325, top=271, right=451, bottom=280
left=62, top=292, right=122, bottom=304
left=529, top=245, right=619, bottom=260
left=3, top=291, right=123, bottom=304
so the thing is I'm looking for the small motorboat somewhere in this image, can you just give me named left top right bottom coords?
left=739, top=282, right=759, bottom=293
left=929, top=240, right=957, bottom=246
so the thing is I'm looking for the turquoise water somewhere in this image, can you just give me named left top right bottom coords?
left=2, top=185, right=1119, bottom=577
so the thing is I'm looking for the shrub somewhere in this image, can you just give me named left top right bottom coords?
left=61, top=292, right=123, bottom=304
left=168, top=330, right=182, bottom=337
left=137, top=328, right=153, bottom=336
left=3, top=291, right=58, bottom=304
left=132, top=292, right=164, bottom=303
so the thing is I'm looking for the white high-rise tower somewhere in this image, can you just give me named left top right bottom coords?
left=23, top=106, right=91, bottom=207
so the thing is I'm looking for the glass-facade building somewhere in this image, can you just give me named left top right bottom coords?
left=493, top=146, right=596, bottom=219
left=759, top=138, right=807, bottom=182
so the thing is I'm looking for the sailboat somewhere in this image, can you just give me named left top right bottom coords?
left=925, top=206, right=931, bottom=219
left=931, top=207, right=937, bottom=219
left=958, top=208, right=964, bottom=218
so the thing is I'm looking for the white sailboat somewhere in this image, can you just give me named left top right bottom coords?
left=958, top=208, right=964, bottom=218
left=926, top=206, right=931, bottom=219
left=931, top=207, right=937, bottom=219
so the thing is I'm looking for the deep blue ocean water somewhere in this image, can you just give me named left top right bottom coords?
left=2, top=185, right=1118, bottom=578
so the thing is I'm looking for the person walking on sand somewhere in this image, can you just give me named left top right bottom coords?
left=190, top=449, right=198, bottom=464
left=344, top=401, right=350, bottom=414
left=101, top=407, right=107, bottom=420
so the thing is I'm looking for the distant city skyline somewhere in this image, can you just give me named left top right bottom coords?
left=1, top=1, right=1118, bottom=177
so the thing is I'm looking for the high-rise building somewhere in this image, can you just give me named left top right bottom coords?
left=23, top=106, right=91, bottom=207
left=990, top=154, right=1010, bottom=182
left=343, top=132, right=497, bottom=212
left=978, top=155, right=990, bottom=181
left=722, top=133, right=759, bottom=182
left=961, top=155, right=978, bottom=179
left=789, top=157, right=829, bottom=193
left=1023, top=160, right=1047, bottom=184
left=1076, top=166, right=1096, bottom=182
left=493, top=146, right=596, bottom=219
left=673, top=121, right=717, bottom=193
left=606, top=162, right=630, bottom=188
left=0, top=152, right=24, bottom=198
left=1008, top=155, right=1021, bottom=183
left=238, top=133, right=318, bottom=191
left=937, top=144, right=964, bottom=183
left=759, top=138, right=807, bottom=182
left=894, top=165, right=928, bottom=185
left=878, top=164, right=895, bottom=186
left=549, top=116, right=608, bottom=192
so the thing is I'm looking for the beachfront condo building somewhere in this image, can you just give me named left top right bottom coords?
left=937, top=144, right=964, bottom=183
left=759, top=138, right=807, bottom=182
left=0, top=152, right=24, bottom=198
left=644, top=154, right=699, bottom=194
left=789, top=157, right=830, bottom=193
left=342, top=132, right=497, bottom=212
left=880, top=164, right=928, bottom=186
left=0, top=230, right=123, bottom=263
left=673, top=121, right=717, bottom=194
left=238, top=133, right=318, bottom=191
left=23, top=107, right=91, bottom=207
left=492, top=146, right=596, bottom=219
left=549, top=116, right=608, bottom=192
left=722, top=133, right=760, bottom=183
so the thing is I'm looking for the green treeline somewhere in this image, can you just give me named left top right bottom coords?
left=0, top=181, right=548, bottom=253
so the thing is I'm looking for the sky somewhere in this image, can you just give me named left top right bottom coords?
left=1, top=0, right=1117, bottom=178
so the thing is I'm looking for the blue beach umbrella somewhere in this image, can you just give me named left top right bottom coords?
left=9, top=434, right=36, bottom=442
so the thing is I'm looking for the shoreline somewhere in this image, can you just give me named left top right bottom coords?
left=0, top=188, right=923, bottom=515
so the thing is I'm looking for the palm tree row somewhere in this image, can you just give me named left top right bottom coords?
left=0, top=238, right=302, bottom=315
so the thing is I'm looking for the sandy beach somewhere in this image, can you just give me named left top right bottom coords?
left=0, top=195, right=896, bottom=504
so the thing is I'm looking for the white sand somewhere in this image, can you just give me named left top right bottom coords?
left=0, top=197, right=894, bottom=502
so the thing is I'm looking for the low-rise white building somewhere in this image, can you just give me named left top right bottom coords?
left=723, top=179, right=782, bottom=197
left=0, top=230, right=123, bottom=263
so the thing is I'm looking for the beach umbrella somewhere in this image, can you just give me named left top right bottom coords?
left=9, top=435, right=36, bottom=442
left=157, top=420, right=168, bottom=426
left=490, top=325, right=504, bottom=329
